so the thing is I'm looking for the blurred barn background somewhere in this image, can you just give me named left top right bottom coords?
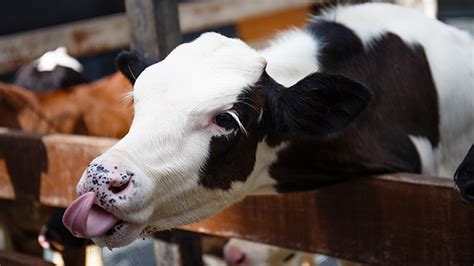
left=0, top=0, right=472, bottom=83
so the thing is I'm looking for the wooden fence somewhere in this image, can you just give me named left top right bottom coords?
left=0, top=128, right=473, bottom=265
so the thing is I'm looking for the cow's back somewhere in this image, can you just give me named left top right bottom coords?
left=323, top=3, right=474, bottom=176
left=262, top=3, right=473, bottom=185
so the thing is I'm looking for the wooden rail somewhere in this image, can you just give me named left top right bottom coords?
left=0, top=128, right=472, bottom=265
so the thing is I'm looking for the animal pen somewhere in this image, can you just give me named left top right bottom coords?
left=0, top=0, right=473, bottom=265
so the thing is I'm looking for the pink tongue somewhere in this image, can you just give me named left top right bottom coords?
left=62, top=192, right=119, bottom=238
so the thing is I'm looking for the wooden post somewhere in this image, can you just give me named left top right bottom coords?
left=125, top=0, right=182, bottom=60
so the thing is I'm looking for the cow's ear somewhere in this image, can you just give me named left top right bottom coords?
left=116, top=50, right=157, bottom=84
left=264, top=72, right=371, bottom=137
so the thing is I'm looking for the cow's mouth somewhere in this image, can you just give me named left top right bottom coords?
left=92, top=220, right=144, bottom=248
left=63, top=192, right=144, bottom=248
left=105, top=220, right=125, bottom=236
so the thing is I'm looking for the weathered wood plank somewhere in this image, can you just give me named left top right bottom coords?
left=0, top=128, right=470, bottom=265
left=0, top=128, right=116, bottom=206
left=0, top=14, right=129, bottom=75
left=183, top=175, right=472, bottom=266
left=179, top=0, right=315, bottom=33
left=125, top=0, right=182, bottom=60
left=0, top=0, right=315, bottom=74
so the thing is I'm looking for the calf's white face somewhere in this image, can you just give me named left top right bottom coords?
left=63, top=32, right=371, bottom=248
left=64, top=33, right=269, bottom=247
left=111, top=33, right=267, bottom=221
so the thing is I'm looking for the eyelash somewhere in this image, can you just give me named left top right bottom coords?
left=213, top=110, right=248, bottom=136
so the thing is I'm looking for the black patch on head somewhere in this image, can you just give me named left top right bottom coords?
left=307, top=20, right=364, bottom=70
left=199, top=134, right=255, bottom=190
left=263, top=72, right=371, bottom=137
left=116, top=50, right=157, bottom=84
left=198, top=81, right=266, bottom=190
left=14, top=64, right=88, bottom=92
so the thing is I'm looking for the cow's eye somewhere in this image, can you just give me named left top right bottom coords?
left=214, top=112, right=237, bottom=130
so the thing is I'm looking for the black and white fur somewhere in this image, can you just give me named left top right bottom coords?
left=64, top=3, right=473, bottom=248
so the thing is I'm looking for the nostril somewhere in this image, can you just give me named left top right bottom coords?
left=109, top=178, right=131, bottom=194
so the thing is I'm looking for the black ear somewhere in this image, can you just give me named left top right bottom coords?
left=265, top=72, right=371, bottom=137
left=116, top=50, right=157, bottom=84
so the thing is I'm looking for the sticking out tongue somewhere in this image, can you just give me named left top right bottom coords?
left=62, top=192, right=118, bottom=238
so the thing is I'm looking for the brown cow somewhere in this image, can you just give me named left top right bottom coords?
left=0, top=72, right=132, bottom=138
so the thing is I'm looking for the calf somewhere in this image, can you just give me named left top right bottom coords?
left=13, top=47, right=88, bottom=92
left=63, top=3, right=473, bottom=248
